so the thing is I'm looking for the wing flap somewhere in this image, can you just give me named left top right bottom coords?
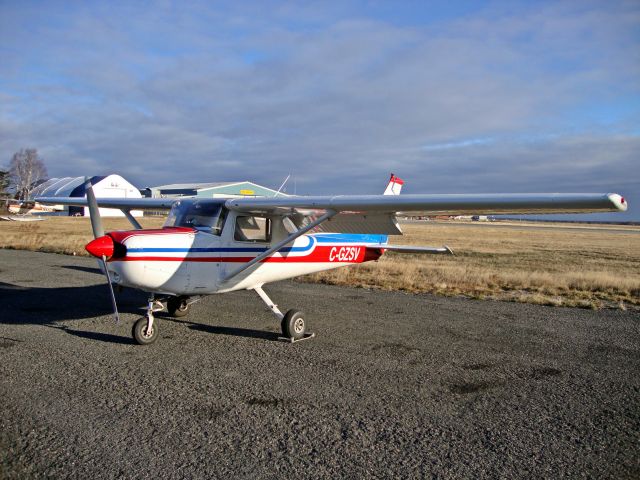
left=315, top=213, right=402, bottom=234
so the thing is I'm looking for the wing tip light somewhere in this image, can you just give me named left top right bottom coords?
left=608, top=193, right=628, bottom=212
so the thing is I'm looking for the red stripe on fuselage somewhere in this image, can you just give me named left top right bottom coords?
left=115, top=245, right=382, bottom=263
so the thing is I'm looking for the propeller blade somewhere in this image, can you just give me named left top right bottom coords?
left=84, top=176, right=104, bottom=238
left=83, top=177, right=120, bottom=323
left=101, top=256, right=120, bottom=324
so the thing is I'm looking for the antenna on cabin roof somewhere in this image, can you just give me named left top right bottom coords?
left=275, top=174, right=291, bottom=197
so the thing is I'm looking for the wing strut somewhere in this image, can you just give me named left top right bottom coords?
left=223, top=210, right=337, bottom=282
left=121, top=209, right=143, bottom=229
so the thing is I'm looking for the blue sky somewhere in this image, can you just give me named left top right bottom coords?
left=1, top=0, right=638, bottom=220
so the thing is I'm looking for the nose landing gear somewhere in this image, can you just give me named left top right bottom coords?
left=132, top=316, right=158, bottom=345
left=132, top=295, right=164, bottom=345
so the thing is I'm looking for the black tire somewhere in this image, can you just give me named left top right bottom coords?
left=281, top=309, right=306, bottom=340
left=167, top=296, right=190, bottom=317
left=132, top=317, right=159, bottom=345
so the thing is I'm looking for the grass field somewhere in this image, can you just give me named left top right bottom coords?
left=0, top=216, right=166, bottom=256
left=308, top=222, right=640, bottom=310
left=1, top=216, right=638, bottom=309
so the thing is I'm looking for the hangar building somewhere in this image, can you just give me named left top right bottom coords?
left=144, top=181, right=284, bottom=199
left=30, top=174, right=143, bottom=217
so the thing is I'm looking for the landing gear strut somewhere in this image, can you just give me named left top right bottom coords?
left=132, top=294, right=163, bottom=345
left=253, top=286, right=315, bottom=342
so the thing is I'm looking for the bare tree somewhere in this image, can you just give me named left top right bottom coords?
left=0, top=170, right=9, bottom=211
left=9, top=148, right=48, bottom=200
left=0, top=170, right=9, bottom=197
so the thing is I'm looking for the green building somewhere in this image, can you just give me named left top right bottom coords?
left=144, top=181, right=284, bottom=199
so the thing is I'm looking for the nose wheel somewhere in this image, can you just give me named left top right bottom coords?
left=132, top=295, right=163, bottom=345
left=133, top=316, right=158, bottom=345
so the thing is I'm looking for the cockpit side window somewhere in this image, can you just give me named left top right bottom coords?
left=234, top=216, right=271, bottom=242
left=164, top=200, right=227, bottom=236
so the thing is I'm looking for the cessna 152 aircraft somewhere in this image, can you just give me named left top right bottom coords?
left=8, top=199, right=63, bottom=215
left=37, top=175, right=627, bottom=345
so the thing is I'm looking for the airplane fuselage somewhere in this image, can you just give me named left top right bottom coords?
left=8, top=202, right=62, bottom=214
left=103, top=227, right=384, bottom=296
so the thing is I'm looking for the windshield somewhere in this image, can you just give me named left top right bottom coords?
left=164, top=199, right=227, bottom=235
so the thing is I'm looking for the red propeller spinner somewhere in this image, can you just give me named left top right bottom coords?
left=85, top=235, right=115, bottom=260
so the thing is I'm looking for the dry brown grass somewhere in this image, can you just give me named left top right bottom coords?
left=1, top=217, right=638, bottom=309
left=305, top=222, right=640, bottom=310
left=0, top=217, right=165, bottom=256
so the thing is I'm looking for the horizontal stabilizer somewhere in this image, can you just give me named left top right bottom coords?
left=383, top=245, right=454, bottom=255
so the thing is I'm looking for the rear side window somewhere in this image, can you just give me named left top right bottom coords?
left=234, top=216, right=271, bottom=242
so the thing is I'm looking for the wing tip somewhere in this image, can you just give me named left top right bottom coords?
left=607, top=193, right=628, bottom=212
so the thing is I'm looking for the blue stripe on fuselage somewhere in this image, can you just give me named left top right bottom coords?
left=311, top=233, right=388, bottom=245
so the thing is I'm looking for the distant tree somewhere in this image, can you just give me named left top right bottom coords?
left=0, top=170, right=9, bottom=211
left=9, top=148, right=48, bottom=200
left=0, top=170, right=9, bottom=197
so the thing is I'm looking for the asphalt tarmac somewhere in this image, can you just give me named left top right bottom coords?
left=0, top=249, right=638, bottom=479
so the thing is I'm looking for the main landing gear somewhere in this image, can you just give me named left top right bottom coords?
left=254, top=286, right=315, bottom=342
left=167, top=295, right=191, bottom=317
left=130, top=290, right=312, bottom=345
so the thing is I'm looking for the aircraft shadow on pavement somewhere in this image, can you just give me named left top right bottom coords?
left=0, top=281, right=148, bottom=345
left=0, top=281, right=282, bottom=344
left=0, top=281, right=147, bottom=325
left=163, top=316, right=281, bottom=342
left=58, top=265, right=105, bottom=276
left=46, top=324, right=136, bottom=345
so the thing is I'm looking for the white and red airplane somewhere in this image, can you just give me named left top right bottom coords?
left=37, top=175, right=627, bottom=345
left=8, top=200, right=63, bottom=215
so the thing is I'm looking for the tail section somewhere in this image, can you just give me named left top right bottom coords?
left=383, top=173, right=404, bottom=195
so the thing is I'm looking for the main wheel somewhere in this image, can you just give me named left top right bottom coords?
left=167, top=296, right=190, bottom=317
left=132, top=317, right=159, bottom=345
left=281, top=309, right=306, bottom=340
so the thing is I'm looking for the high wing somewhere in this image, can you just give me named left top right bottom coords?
left=37, top=192, right=628, bottom=230
left=225, top=193, right=627, bottom=215
left=35, top=197, right=175, bottom=210
left=219, top=192, right=626, bottom=280
left=225, top=192, right=627, bottom=234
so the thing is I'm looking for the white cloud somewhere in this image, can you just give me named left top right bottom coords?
left=0, top=1, right=637, bottom=218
